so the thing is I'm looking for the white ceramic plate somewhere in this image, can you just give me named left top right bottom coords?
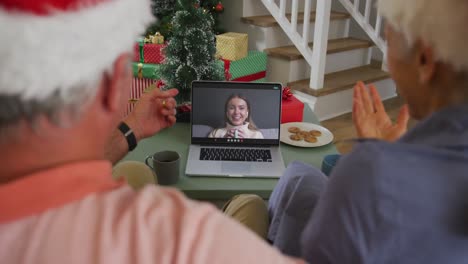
left=280, top=122, right=334, bottom=147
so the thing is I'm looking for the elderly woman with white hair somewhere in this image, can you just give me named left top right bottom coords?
left=268, top=0, right=468, bottom=262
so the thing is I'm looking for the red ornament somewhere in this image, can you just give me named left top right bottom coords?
left=156, top=79, right=166, bottom=89
left=193, top=3, right=200, bottom=8
left=282, top=87, right=293, bottom=101
left=215, top=2, right=224, bottom=12
left=177, top=103, right=192, bottom=113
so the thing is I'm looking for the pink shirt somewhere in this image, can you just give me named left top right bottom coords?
left=0, top=161, right=304, bottom=264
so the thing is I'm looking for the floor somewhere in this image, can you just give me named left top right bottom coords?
left=321, top=96, right=418, bottom=154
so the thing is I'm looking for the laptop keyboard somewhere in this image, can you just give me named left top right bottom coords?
left=200, top=148, right=272, bottom=162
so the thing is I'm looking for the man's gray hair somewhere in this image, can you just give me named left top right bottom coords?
left=0, top=79, right=99, bottom=136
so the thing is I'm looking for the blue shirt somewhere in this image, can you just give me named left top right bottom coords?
left=301, top=104, right=468, bottom=263
left=268, top=104, right=468, bottom=263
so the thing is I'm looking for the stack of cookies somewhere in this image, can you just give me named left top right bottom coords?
left=288, top=126, right=322, bottom=143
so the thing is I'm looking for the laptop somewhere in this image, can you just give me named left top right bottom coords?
left=185, top=81, right=285, bottom=178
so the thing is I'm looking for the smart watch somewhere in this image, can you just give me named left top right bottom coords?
left=118, top=122, right=137, bottom=151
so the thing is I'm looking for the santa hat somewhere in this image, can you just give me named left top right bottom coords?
left=0, top=0, right=154, bottom=101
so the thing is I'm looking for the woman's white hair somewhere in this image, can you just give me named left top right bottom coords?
left=378, top=0, right=468, bottom=73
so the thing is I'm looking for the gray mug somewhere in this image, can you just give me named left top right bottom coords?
left=145, top=151, right=180, bottom=185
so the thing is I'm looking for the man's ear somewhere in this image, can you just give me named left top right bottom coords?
left=417, top=41, right=436, bottom=84
left=100, top=53, right=132, bottom=114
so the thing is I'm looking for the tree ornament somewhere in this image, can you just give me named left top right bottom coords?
left=215, top=2, right=224, bottom=12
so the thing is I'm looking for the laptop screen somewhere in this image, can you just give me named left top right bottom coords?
left=191, top=81, right=282, bottom=146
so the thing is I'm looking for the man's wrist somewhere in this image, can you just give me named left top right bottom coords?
left=123, top=114, right=143, bottom=142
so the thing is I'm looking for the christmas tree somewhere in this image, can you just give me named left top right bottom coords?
left=197, top=0, right=224, bottom=35
left=158, top=0, right=224, bottom=102
left=145, top=0, right=176, bottom=39
left=146, top=0, right=224, bottom=39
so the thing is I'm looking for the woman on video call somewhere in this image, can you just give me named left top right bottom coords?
left=208, top=94, right=264, bottom=139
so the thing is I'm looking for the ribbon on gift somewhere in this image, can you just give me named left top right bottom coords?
left=232, top=71, right=266, bottom=82
left=282, top=87, right=293, bottom=101
left=223, top=59, right=232, bottom=81
left=137, top=63, right=143, bottom=79
left=223, top=58, right=266, bottom=82
left=138, top=41, right=145, bottom=63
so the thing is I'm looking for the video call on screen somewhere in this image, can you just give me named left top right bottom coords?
left=191, top=85, right=282, bottom=141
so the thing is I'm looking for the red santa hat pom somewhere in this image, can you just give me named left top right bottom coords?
left=0, top=0, right=154, bottom=101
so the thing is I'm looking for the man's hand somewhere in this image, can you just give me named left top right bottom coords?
left=352, top=81, right=409, bottom=141
left=124, top=88, right=179, bottom=141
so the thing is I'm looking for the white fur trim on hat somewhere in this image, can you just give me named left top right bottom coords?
left=378, top=0, right=468, bottom=72
left=0, top=0, right=154, bottom=101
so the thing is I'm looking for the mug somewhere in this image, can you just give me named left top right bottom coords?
left=321, top=154, right=341, bottom=176
left=145, top=151, right=180, bottom=185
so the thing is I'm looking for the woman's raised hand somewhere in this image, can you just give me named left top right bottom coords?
left=352, top=81, right=410, bottom=142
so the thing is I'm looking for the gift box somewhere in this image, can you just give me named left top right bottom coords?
left=281, top=95, right=304, bottom=124
left=151, top=32, right=164, bottom=44
left=223, top=51, right=267, bottom=82
left=125, top=62, right=163, bottom=117
left=133, top=40, right=166, bottom=64
left=216, top=32, right=248, bottom=61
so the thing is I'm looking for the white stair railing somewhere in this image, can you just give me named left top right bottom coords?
left=338, top=0, right=386, bottom=56
left=261, top=0, right=331, bottom=89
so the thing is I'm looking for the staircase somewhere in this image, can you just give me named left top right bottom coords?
left=220, top=0, right=396, bottom=121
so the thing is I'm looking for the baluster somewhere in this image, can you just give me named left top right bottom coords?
left=302, top=0, right=312, bottom=47
left=375, top=13, right=382, bottom=38
left=354, top=0, right=360, bottom=13
left=364, top=0, right=372, bottom=23
left=310, top=0, right=332, bottom=89
left=291, top=0, right=299, bottom=32
left=280, top=0, right=286, bottom=17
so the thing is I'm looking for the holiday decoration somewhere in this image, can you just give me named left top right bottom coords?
left=215, top=2, right=224, bottom=12
left=126, top=62, right=164, bottom=117
left=282, top=87, right=293, bottom=101
left=151, top=32, right=165, bottom=44
left=281, top=92, right=304, bottom=124
left=145, top=0, right=176, bottom=39
left=216, top=32, right=248, bottom=61
left=125, top=98, right=138, bottom=118
left=145, top=0, right=225, bottom=40
left=133, top=40, right=166, bottom=64
left=222, top=51, right=267, bottom=82
left=157, top=0, right=224, bottom=103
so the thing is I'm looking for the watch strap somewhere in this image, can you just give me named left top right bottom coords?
left=118, top=122, right=137, bottom=151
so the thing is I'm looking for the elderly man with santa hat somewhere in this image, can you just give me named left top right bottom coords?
left=0, top=0, right=304, bottom=263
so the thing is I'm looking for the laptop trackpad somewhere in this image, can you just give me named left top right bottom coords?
left=221, top=162, right=252, bottom=175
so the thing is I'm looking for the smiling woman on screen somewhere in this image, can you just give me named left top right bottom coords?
left=208, top=94, right=264, bottom=139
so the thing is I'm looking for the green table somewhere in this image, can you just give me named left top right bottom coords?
left=122, top=105, right=337, bottom=200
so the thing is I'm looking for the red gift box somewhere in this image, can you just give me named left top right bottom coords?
left=133, top=42, right=166, bottom=64
left=281, top=95, right=304, bottom=123
left=123, top=78, right=159, bottom=118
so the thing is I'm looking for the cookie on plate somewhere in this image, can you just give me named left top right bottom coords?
left=304, top=135, right=318, bottom=143
left=309, top=130, right=322, bottom=137
left=290, top=134, right=304, bottom=141
left=288, top=126, right=301, bottom=133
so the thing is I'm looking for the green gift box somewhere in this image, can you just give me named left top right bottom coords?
left=223, top=51, right=267, bottom=81
left=132, top=62, right=162, bottom=79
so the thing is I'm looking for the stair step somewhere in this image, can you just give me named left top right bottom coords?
left=288, top=65, right=391, bottom=97
left=241, top=11, right=350, bottom=27
left=265, top=37, right=374, bottom=60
